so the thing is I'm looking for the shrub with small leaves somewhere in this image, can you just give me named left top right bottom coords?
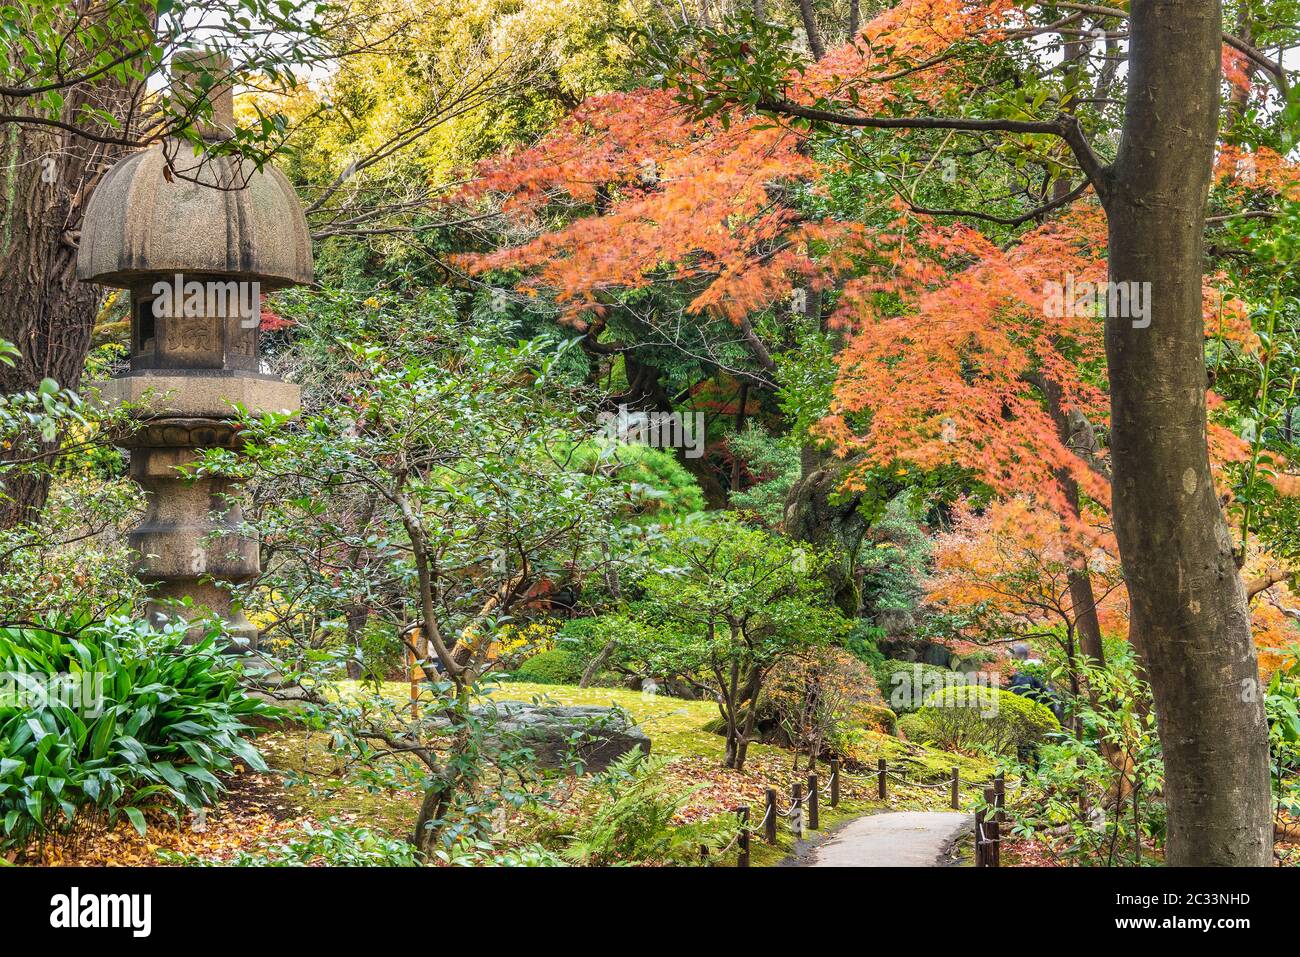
left=910, top=685, right=1059, bottom=755
left=511, top=648, right=585, bottom=685
left=874, top=659, right=955, bottom=714
left=160, top=818, right=422, bottom=867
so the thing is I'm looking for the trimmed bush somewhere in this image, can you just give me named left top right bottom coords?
left=0, top=617, right=274, bottom=849
left=909, top=685, right=1059, bottom=755
left=512, top=648, right=585, bottom=685
left=896, top=712, right=931, bottom=744
left=874, top=659, right=956, bottom=714
left=859, top=703, right=898, bottom=736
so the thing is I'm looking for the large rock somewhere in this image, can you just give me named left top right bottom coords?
left=482, top=702, right=651, bottom=772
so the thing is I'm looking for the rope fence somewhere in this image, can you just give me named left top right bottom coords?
left=709, top=758, right=1003, bottom=867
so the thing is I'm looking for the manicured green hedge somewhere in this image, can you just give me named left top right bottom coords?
left=909, top=685, right=1059, bottom=755
left=511, top=648, right=586, bottom=685
left=874, top=659, right=955, bottom=713
left=896, top=712, right=931, bottom=744
left=859, top=702, right=898, bottom=735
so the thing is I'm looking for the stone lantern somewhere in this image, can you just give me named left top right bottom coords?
left=77, top=55, right=313, bottom=650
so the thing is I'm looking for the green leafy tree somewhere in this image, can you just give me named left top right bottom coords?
left=194, top=293, right=625, bottom=853
left=624, top=513, right=847, bottom=770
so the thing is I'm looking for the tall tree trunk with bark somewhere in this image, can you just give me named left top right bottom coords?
left=1042, top=377, right=1108, bottom=671
left=0, top=87, right=125, bottom=525
left=1105, top=0, right=1272, bottom=865
left=797, top=0, right=825, bottom=59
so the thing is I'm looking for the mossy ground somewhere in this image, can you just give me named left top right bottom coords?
left=255, top=680, right=998, bottom=865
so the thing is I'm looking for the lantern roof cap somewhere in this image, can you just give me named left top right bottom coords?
left=77, top=144, right=314, bottom=289
left=77, top=53, right=312, bottom=290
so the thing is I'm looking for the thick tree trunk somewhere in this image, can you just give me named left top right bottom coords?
left=1106, top=0, right=1272, bottom=865
left=0, top=88, right=125, bottom=525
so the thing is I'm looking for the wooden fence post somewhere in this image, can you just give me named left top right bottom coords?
left=408, top=628, right=429, bottom=719
left=950, top=767, right=960, bottom=809
left=830, top=759, right=840, bottom=808
left=407, top=647, right=419, bottom=720
left=878, top=758, right=887, bottom=800
left=791, top=782, right=804, bottom=840
left=974, top=806, right=986, bottom=867
left=994, top=772, right=1006, bottom=822
left=807, top=774, right=819, bottom=830
left=737, top=806, right=750, bottom=867
left=985, top=786, right=1000, bottom=867
left=764, top=788, right=778, bottom=844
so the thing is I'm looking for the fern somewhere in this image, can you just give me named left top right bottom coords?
left=563, top=750, right=735, bottom=865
